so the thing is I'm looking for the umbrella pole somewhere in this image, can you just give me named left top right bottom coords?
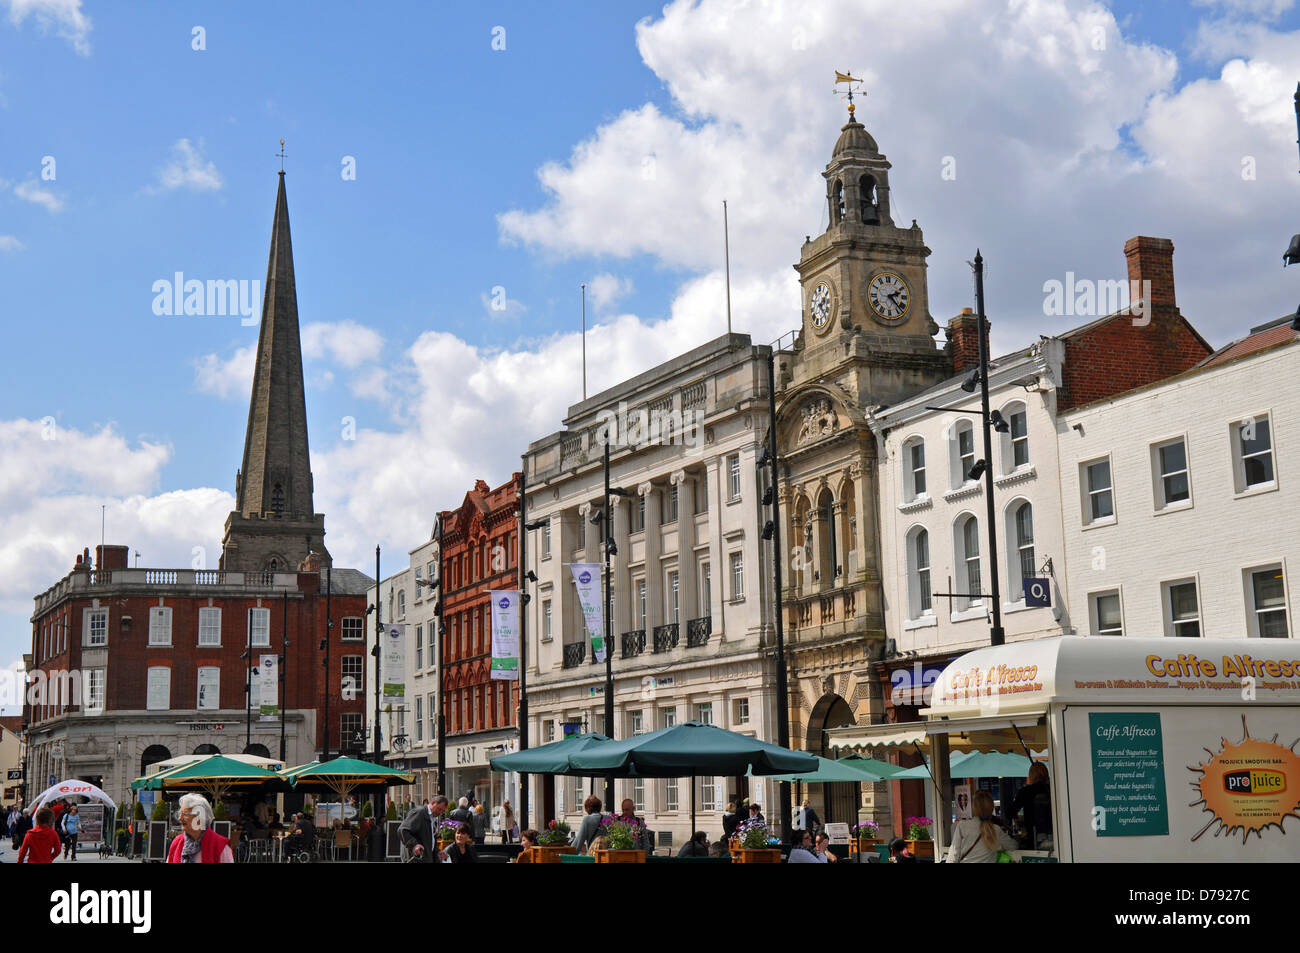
left=690, top=775, right=696, bottom=839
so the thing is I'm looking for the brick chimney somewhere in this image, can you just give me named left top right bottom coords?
left=1124, top=236, right=1175, bottom=310
left=95, top=544, right=130, bottom=570
left=946, top=308, right=989, bottom=375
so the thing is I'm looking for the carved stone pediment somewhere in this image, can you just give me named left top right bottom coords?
left=797, top=398, right=839, bottom=446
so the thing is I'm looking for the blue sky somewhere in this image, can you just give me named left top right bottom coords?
left=2, top=0, right=1300, bottom=678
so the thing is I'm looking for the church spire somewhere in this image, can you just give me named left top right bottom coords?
left=220, top=167, right=329, bottom=571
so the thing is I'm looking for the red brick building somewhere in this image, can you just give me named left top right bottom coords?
left=438, top=475, right=522, bottom=802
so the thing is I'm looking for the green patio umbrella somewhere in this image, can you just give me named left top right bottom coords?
left=286, top=756, right=415, bottom=799
left=131, top=754, right=285, bottom=802
left=889, top=751, right=974, bottom=780
left=836, top=753, right=907, bottom=779
left=948, top=750, right=1043, bottom=779
left=489, top=732, right=611, bottom=774
left=567, top=722, right=818, bottom=835
left=758, top=754, right=898, bottom=784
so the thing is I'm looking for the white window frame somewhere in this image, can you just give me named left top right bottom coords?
left=85, top=609, right=108, bottom=647
left=1005, top=500, right=1034, bottom=604
left=729, top=552, right=744, bottom=602
left=146, top=666, right=171, bottom=711
left=1244, top=564, right=1289, bottom=639
left=636, top=577, right=647, bottom=628
left=998, top=401, right=1029, bottom=473
left=341, top=617, right=364, bottom=641
left=667, top=485, right=679, bottom=523
left=85, top=668, right=105, bottom=713
left=1232, top=413, right=1277, bottom=495
left=397, top=590, right=406, bottom=618
left=148, top=606, right=173, bottom=646
left=197, top=666, right=220, bottom=710
left=198, top=607, right=221, bottom=646
left=727, top=454, right=742, bottom=502
left=954, top=514, right=982, bottom=610
left=249, top=608, right=271, bottom=647
left=667, top=570, right=680, bottom=625
left=1081, top=456, right=1116, bottom=526
left=342, top=655, right=363, bottom=693
left=1089, top=589, right=1124, bottom=636
left=951, top=422, right=976, bottom=488
left=733, top=697, right=749, bottom=725
left=1152, top=436, right=1193, bottom=511
left=700, top=561, right=711, bottom=616
left=905, top=526, right=933, bottom=621
left=415, top=695, right=424, bottom=742
left=542, top=599, right=553, bottom=642
left=1163, top=578, right=1201, bottom=638
left=696, top=702, right=714, bottom=725
left=428, top=692, right=436, bottom=741
left=542, top=523, right=552, bottom=559
left=903, top=437, right=927, bottom=502
left=415, top=624, right=423, bottom=669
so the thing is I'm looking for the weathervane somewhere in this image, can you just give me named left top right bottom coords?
left=276, top=138, right=287, bottom=172
left=834, top=71, right=864, bottom=121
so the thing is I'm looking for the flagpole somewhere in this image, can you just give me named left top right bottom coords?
left=581, top=283, right=587, bottom=400
left=723, top=200, right=732, bottom=335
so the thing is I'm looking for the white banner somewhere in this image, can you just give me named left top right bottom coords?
left=382, top=623, right=406, bottom=698
left=490, top=590, right=520, bottom=680
left=257, top=654, right=278, bottom=719
left=570, top=563, right=606, bottom=663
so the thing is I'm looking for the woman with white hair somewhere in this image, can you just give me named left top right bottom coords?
left=166, top=794, right=233, bottom=863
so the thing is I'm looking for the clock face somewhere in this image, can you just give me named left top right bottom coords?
left=810, top=281, right=832, bottom=331
left=868, top=272, right=910, bottom=320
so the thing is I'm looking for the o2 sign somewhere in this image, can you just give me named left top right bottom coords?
left=1024, top=578, right=1051, bottom=608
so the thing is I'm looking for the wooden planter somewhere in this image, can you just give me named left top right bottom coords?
left=907, top=839, right=935, bottom=859
left=528, top=845, right=577, bottom=863
left=593, top=848, right=646, bottom=863
left=732, top=848, right=783, bottom=863
left=853, top=837, right=882, bottom=855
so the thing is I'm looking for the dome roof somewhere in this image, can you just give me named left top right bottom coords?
left=832, top=119, right=878, bottom=158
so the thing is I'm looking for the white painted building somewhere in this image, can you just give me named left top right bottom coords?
left=1059, top=318, right=1299, bottom=641
left=521, top=333, right=779, bottom=847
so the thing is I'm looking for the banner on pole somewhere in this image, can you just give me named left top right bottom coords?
left=490, top=590, right=520, bottom=680
left=570, top=563, right=606, bottom=663
left=257, top=654, right=279, bottom=719
left=382, top=624, right=406, bottom=698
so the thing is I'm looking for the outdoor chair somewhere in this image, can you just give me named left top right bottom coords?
left=332, top=829, right=353, bottom=861
left=246, top=836, right=272, bottom=863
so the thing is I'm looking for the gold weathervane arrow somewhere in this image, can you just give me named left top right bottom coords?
left=833, top=71, right=865, bottom=119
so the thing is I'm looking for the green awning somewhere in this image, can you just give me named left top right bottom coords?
left=489, top=733, right=611, bottom=775
left=757, top=754, right=898, bottom=783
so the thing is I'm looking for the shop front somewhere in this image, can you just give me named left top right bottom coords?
left=443, top=731, right=519, bottom=830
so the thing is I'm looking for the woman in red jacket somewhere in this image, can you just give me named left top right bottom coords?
left=17, top=808, right=62, bottom=863
left=166, top=794, right=233, bottom=863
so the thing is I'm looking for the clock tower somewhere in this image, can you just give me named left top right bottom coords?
left=796, top=103, right=942, bottom=366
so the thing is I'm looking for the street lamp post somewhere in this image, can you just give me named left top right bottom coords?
left=764, top=353, right=792, bottom=840
left=280, top=591, right=288, bottom=763
left=601, top=439, right=616, bottom=810
left=323, top=567, right=332, bottom=762
left=973, top=251, right=1005, bottom=647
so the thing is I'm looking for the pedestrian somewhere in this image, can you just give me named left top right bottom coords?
left=448, top=796, right=473, bottom=825
left=12, top=809, right=33, bottom=852
left=167, top=794, right=233, bottom=863
left=399, top=794, right=448, bottom=862
left=721, top=801, right=740, bottom=841
left=677, top=831, right=710, bottom=857
left=747, top=802, right=765, bottom=826
left=62, top=805, right=80, bottom=860
left=946, top=790, right=1017, bottom=864
left=787, top=829, right=825, bottom=863
left=471, top=803, right=487, bottom=844
left=570, top=795, right=605, bottom=852
left=445, top=822, right=478, bottom=863
left=500, top=799, right=516, bottom=843
left=794, top=799, right=821, bottom=835
left=17, top=808, right=61, bottom=863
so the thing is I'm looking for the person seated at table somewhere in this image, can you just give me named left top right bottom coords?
left=446, top=822, right=478, bottom=864
left=677, top=831, right=710, bottom=857
left=709, top=838, right=730, bottom=859
left=587, top=835, right=609, bottom=856
left=814, top=831, right=839, bottom=863
left=787, top=829, right=826, bottom=863
left=514, top=829, right=539, bottom=862
left=282, top=812, right=315, bottom=858
left=889, top=837, right=917, bottom=864
left=267, top=810, right=283, bottom=832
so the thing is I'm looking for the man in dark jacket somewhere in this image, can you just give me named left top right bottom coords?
left=447, top=796, right=473, bottom=825
left=399, top=795, right=448, bottom=862
left=11, top=810, right=33, bottom=851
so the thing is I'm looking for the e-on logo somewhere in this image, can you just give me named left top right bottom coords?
left=578, top=571, right=592, bottom=584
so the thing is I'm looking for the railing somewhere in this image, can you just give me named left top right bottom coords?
left=820, top=595, right=836, bottom=623
left=144, top=570, right=177, bottom=585
left=195, top=571, right=226, bottom=585
left=842, top=589, right=856, bottom=619
left=682, top=380, right=706, bottom=411
left=562, top=642, right=586, bottom=669
left=621, top=629, right=646, bottom=658
left=652, top=623, right=679, bottom=654
left=686, top=616, right=711, bottom=648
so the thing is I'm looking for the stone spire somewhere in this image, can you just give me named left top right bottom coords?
left=220, top=171, right=329, bottom=571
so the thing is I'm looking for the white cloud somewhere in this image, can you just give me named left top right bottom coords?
left=193, top=343, right=255, bottom=399
left=0, top=235, right=24, bottom=252
left=14, top=178, right=63, bottom=213
left=480, top=289, right=528, bottom=321
left=586, top=273, right=634, bottom=311
left=302, top=320, right=385, bottom=369
left=1191, top=0, right=1295, bottom=20
left=4, top=0, right=91, bottom=55
left=156, top=138, right=224, bottom=192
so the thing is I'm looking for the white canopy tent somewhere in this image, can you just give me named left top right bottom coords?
left=34, top=778, right=119, bottom=811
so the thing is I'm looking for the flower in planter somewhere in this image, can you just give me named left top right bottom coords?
left=435, top=818, right=462, bottom=843
left=537, top=819, right=572, bottom=846
left=735, top=816, right=774, bottom=850
left=906, top=816, right=933, bottom=840
left=597, top=815, right=645, bottom=850
left=852, top=820, right=881, bottom=838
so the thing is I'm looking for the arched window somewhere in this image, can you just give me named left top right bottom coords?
left=818, top=489, right=837, bottom=581
left=902, top=437, right=926, bottom=501
left=140, top=744, right=171, bottom=777
left=831, top=179, right=844, bottom=225
left=955, top=514, right=982, bottom=608
left=859, top=174, right=879, bottom=224
left=839, top=481, right=856, bottom=576
left=398, top=590, right=406, bottom=618
left=193, top=743, right=221, bottom=755
left=1006, top=501, right=1035, bottom=599
left=906, top=526, right=932, bottom=619
left=270, top=483, right=285, bottom=517
left=951, top=422, right=977, bottom=489
left=999, top=400, right=1030, bottom=472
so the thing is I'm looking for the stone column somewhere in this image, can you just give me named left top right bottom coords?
left=808, top=484, right=828, bottom=592
left=612, top=497, right=631, bottom=639
left=640, top=482, right=662, bottom=634
left=671, top=470, right=697, bottom=628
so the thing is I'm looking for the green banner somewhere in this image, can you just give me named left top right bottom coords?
left=1088, top=711, right=1169, bottom=837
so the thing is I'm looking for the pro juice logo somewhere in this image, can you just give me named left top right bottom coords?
left=1222, top=770, right=1286, bottom=796
left=1190, top=715, right=1300, bottom=843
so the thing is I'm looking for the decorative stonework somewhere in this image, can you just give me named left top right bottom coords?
left=943, top=483, right=983, bottom=504
left=994, top=465, right=1037, bottom=489
left=797, top=398, right=839, bottom=446
left=897, top=496, right=933, bottom=514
